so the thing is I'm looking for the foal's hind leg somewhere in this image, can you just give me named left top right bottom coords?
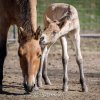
left=69, top=29, right=88, bottom=92
left=60, top=36, right=69, bottom=92
left=0, top=19, right=9, bottom=92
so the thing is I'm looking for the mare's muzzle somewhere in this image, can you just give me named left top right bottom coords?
left=23, top=83, right=35, bottom=93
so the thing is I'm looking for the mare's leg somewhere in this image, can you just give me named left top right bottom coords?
left=0, top=18, right=9, bottom=92
left=69, top=29, right=88, bottom=92
left=60, top=36, right=69, bottom=92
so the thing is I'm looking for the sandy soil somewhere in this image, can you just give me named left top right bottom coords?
left=0, top=38, right=100, bottom=100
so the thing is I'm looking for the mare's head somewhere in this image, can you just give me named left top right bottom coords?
left=18, top=27, right=41, bottom=93
left=39, top=6, right=71, bottom=46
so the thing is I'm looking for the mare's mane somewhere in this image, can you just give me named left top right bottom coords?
left=17, top=0, right=36, bottom=42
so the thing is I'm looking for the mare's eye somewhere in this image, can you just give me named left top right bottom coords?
left=38, top=54, right=41, bottom=58
left=18, top=47, right=26, bottom=57
left=37, top=52, right=41, bottom=58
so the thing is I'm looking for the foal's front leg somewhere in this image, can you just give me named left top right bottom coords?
left=60, top=36, right=69, bottom=92
left=42, top=47, right=51, bottom=85
left=37, top=46, right=47, bottom=87
left=37, top=46, right=51, bottom=87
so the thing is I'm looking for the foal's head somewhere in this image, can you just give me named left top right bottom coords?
left=18, top=27, right=41, bottom=93
left=40, top=6, right=71, bottom=46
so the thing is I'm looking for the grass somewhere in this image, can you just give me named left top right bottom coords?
left=9, top=0, right=100, bottom=34
left=37, top=0, right=100, bottom=33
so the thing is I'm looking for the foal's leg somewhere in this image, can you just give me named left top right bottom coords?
left=0, top=19, right=9, bottom=92
left=42, top=46, right=51, bottom=85
left=37, top=46, right=51, bottom=87
left=37, top=47, right=47, bottom=87
left=60, top=36, right=69, bottom=92
left=69, top=29, right=88, bottom=92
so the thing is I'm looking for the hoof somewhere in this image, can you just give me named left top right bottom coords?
left=45, top=81, right=52, bottom=85
left=63, top=86, right=68, bottom=92
left=0, top=85, right=3, bottom=93
left=37, top=81, right=43, bottom=88
left=0, top=85, right=2, bottom=91
left=45, top=78, right=52, bottom=85
left=34, top=85, right=39, bottom=91
left=82, top=86, right=88, bottom=92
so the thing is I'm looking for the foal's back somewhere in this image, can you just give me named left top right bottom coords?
left=43, top=3, right=79, bottom=27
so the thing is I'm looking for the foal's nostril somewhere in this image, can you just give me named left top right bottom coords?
left=40, top=36, right=44, bottom=42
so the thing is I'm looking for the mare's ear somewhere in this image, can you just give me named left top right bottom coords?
left=18, top=27, right=23, bottom=43
left=57, top=5, right=72, bottom=28
left=18, top=27, right=27, bottom=43
left=34, top=26, right=42, bottom=40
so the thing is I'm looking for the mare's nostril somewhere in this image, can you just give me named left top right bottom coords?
left=23, top=83, right=33, bottom=93
left=40, top=36, right=44, bottom=42
left=28, top=85, right=33, bottom=92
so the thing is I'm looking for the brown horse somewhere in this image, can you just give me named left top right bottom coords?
left=0, top=0, right=41, bottom=93
left=18, top=27, right=41, bottom=93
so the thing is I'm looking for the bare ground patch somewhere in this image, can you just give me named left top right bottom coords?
left=0, top=38, right=100, bottom=100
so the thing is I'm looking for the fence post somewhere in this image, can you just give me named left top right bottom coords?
left=13, top=25, right=16, bottom=39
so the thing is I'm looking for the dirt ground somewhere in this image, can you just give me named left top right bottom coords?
left=0, top=38, right=100, bottom=100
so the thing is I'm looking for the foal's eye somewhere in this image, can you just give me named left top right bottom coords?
left=53, top=31, right=57, bottom=35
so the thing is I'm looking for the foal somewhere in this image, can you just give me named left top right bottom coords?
left=39, top=3, right=88, bottom=92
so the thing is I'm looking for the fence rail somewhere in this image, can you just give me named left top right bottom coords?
left=7, top=26, right=100, bottom=43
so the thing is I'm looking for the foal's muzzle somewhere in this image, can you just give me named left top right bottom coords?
left=39, top=34, right=48, bottom=45
left=39, top=36, right=45, bottom=45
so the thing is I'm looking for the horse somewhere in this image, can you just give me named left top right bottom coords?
left=39, top=3, right=88, bottom=92
left=18, top=27, right=41, bottom=93
left=0, top=0, right=41, bottom=93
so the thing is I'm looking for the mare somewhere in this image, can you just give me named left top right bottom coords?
left=0, top=0, right=41, bottom=93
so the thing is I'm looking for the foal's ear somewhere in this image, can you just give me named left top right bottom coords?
left=46, top=16, right=53, bottom=24
left=34, top=26, right=42, bottom=40
left=57, top=5, right=72, bottom=28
